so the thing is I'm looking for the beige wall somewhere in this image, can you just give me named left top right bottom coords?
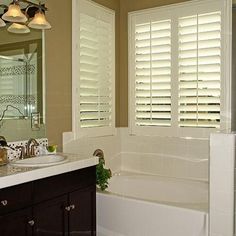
left=45, top=0, right=192, bottom=149
left=45, top=1, right=72, bottom=150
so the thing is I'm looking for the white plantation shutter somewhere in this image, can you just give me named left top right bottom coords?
left=134, top=20, right=171, bottom=127
left=80, top=13, right=113, bottom=128
left=73, top=0, right=115, bottom=137
left=178, top=12, right=221, bottom=128
left=129, top=0, right=231, bottom=137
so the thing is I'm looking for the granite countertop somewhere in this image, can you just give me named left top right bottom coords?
left=0, top=153, right=99, bottom=189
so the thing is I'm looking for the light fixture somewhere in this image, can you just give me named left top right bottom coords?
left=8, top=23, right=30, bottom=34
left=0, top=0, right=51, bottom=34
left=28, top=10, right=51, bottom=30
left=2, top=1, right=27, bottom=23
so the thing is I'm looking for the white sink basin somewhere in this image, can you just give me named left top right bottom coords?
left=10, top=154, right=68, bottom=167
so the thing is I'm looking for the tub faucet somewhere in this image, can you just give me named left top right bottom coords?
left=93, top=149, right=105, bottom=163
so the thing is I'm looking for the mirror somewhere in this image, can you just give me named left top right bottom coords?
left=0, top=26, right=46, bottom=142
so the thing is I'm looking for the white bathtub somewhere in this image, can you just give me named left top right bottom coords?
left=97, top=172, right=208, bottom=236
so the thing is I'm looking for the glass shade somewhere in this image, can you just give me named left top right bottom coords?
left=2, top=4, right=27, bottom=23
left=0, top=19, right=6, bottom=27
left=28, top=11, right=51, bottom=30
left=8, top=23, right=30, bottom=34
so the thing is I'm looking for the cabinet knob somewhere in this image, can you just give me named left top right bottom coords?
left=65, top=204, right=76, bottom=211
left=28, top=220, right=35, bottom=226
left=1, top=200, right=8, bottom=206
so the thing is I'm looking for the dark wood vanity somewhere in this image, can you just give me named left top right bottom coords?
left=0, top=166, right=96, bottom=236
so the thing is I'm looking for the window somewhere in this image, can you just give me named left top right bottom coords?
left=129, top=0, right=231, bottom=137
left=72, top=0, right=115, bottom=137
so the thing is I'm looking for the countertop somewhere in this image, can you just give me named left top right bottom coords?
left=0, top=153, right=99, bottom=189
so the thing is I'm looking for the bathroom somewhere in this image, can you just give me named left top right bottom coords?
left=0, top=0, right=235, bottom=235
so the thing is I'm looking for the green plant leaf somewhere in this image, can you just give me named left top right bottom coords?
left=96, top=158, right=112, bottom=191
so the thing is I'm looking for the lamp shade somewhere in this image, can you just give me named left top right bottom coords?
left=2, top=4, right=27, bottom=23
left=28, top=11, right=51, bottom=30
left=0, top=19, right=6, bottom=27
left=8, top=23, right=30, bottom=34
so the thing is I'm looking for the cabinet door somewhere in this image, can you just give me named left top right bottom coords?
left=33, top=195, right=68, bottom=236
left=0, top=208, right=33, bottom=236
left=69, top=186, right=96, bottom=236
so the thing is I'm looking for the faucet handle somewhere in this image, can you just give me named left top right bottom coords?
left=30, top=145, right=38, bottom=157
left=16, top=146, right=26, bottom=160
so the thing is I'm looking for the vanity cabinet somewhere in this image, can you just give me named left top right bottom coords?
left=69, top=187, right=96, bottom=235
left=33, top=195, right=67, bottom=236
left=0, top=166, right=96, bottom=236
left=0, top=208, right=32, bottom=236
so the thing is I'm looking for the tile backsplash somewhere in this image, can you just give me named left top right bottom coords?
left=7, top=138, right=48, bottom=160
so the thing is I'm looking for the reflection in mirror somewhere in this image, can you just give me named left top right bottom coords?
left=0, top=26, right=45, bottom=141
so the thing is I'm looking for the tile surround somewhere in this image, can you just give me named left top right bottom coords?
left=62, top=130, right=236, bottom=235
left=63, top=128, right=209, bottom=181
left=209, top=133, right=235, bottom=236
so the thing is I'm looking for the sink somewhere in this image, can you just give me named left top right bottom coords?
left=10, top=154, right=68, bottom=167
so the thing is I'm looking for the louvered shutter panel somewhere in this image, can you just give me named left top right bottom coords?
left=178, top=12, right=221, bottom=128
left=79, top=13, right=113, bottom=128
left=134, top=20, right=171, bottom=127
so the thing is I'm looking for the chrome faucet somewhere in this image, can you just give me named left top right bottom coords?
left=26, top=138, right=39, bottom=158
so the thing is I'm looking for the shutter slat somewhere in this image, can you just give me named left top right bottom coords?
left=179, top=121, right=220, bottom=128
left=179, top=96, right=220, bottom=104
left=179, top=105, right=220, bottom=111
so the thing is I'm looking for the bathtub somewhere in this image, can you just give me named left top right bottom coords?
left=97, top=172, right=208, bottom=236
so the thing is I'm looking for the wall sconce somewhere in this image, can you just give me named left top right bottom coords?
left=28, top=10, right=51, bottom=29
left=2, top=2, right=27, bottom=23
left=8, top=22, right=30, bottom=34
left=0, top=0, right=51, bottom=33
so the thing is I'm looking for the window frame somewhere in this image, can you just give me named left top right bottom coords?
left=128, top=0, right=232, bottom=138
left=72, top=0, right=116, bottom=138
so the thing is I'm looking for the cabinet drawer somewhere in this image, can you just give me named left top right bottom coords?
left=33, top=166, right=96, bottom=203
left=0, top=183, right=32, bottom=214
